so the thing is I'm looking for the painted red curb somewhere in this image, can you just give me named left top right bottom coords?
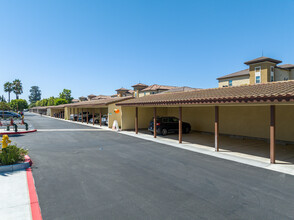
left=0, top=129, right=37, bottom=135
left=26, top=161, right=42, bottom=220
left=25, top=155, right=33, bottom=167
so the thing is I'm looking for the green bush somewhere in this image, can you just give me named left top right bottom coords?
left=0, top=145, right=28, bottom=165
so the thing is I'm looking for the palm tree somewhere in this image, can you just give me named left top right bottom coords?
left=4, top=82, right=13, bottom=102
left=12, top=79, right=23, bottom=99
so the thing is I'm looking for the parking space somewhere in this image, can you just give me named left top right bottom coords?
left=120, top=105, right=294, bottom=164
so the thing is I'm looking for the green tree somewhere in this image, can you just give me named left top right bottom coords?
left=59, top=89, right=73, bottom=103
left=0, top=102, right=11, bottom=110
left=40, top=98, right=48, bottom=106
left=47, top=96, right=56, bottom=106
left=54, top=98, right=68, bottom=106
left=29, top=102, right=36, bottom=108
left=4, top=82, right=13, bottom=102
left=0, top=95, right=6, bottom=102
left=12, top=79, right=23, bottom=99
left=29, top=86, right=41, bottom=104
left=9, top=99, right=28, bottom=111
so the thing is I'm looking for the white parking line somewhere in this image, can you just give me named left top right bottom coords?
left=37, top=129, right=107, bottom=132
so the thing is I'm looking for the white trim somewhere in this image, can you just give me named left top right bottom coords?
left=255, top=66, right=261, bottom=84
left=270, top=66, right=275, bottom=82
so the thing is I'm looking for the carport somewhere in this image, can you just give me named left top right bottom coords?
left=49, top=105, right=67, bottom=118
left=63, top=96, right=133, bottom=128
left=117, top=81, right=294, bottom=164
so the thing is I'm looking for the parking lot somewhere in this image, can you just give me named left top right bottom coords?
left=10, top=113, right=294, bottom=219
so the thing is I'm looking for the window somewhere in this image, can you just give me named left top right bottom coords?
left=255, top=67, right=261, bottom=84
left=162, top=118, right=169, bottom=123
left=170, top=117, right=179, bottom=123
left=270, top=66, right=274, bottom=82
left=228, top=80, right=232, bottom=86
left=144, top=92, right=146, bottom=96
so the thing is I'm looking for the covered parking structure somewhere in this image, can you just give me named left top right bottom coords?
left=58, top=97, right=133, bottom=128
left=30, top=106, right=50, bottom=115
left=117, top=80, right=294, bottom=164
left=49, top=105, right=67, bottom=118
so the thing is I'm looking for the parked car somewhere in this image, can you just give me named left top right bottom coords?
left=89, top=114, right=100, bottom=124
left=148, top=116, right=191, bottom=136
left=89, top=114, right=108, bottom=125
left=70, top=114, right=78, bottom=121
left=77, top=112, right=91, bottom=121
left=0, top=111, right=22, bottom=119
left=101, top=115, right=108, bottom=125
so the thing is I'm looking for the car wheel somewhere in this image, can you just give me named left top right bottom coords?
left=161, top=128, right=168, bottom=136
left=185, top=127, right=190, bottom=134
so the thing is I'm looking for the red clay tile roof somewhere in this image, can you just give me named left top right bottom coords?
left=117, top=81, right=294, bottom=106
left=244, top=56, right=282, bottom=65
left=217, top=69, right=249, bottom=80
left=115, top=87, right=129, bottom=91
left=132, top=83, right=148, bottom=88
left=61, top=96, right=133, bottom=108
left=49, top=104, right=68, bottom=109
left=141, top=84, right=177, bottom=91
left=278, top=64, right=294, bottom=69
left=91, top=95, right=111, bottom=100
left=161, top=87, right=199, bottom=93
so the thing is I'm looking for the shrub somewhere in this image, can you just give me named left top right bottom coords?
left=0, top=145, right=28, bottom=165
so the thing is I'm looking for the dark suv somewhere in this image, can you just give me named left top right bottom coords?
left=148, top=117, right=191, bottom=136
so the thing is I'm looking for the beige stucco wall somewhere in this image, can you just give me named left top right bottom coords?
left=138, top=91, right=152, bottom=97
left=121, top=106, right=168, bottom=130
left=275, top=68, right=289, bottom=81
left=290, top=69, right=294, bottom=80
left=108, top=103, right=122, bottom=128
left=218, top=76, right=250, bottom=87
left=249, top=62, right=275, bottom=84
left=121, top=105, right=294, bottom=142
left=64, top=107, right=69, bottom=120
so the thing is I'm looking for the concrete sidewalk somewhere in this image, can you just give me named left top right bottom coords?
left=0, top=170, right=31, bottom=220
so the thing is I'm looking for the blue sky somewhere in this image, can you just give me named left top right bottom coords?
left=0, top=0, right=294, bottom=100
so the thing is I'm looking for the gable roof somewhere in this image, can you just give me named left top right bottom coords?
left=217, top=69, right=249, bottom=80
left=244, top=56, right=282, bottom=65
left=117, top=80, right=294, bottom=106
left=141, top=84, right=177, bottom=92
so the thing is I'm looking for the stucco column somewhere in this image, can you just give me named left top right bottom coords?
left=215, top=106, right=219, bottom=151
left=179, top=107, right=182, bottom=143
left=81, top=108, right=84, bottom=123
left=93, top=109, right=95, bottom=125
left=135, top=107, right=138, bottom=134
left=153, top=107, right=157, bottom=138
left=100, top=111, right=102, bottom=127
left=87, top=111, right=89, bottom=124
left=270, top=105, right=275, bottom=164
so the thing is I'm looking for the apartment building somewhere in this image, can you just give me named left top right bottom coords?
left=217, top=56, right=294, bottom=87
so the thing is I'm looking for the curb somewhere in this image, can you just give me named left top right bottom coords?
left=0, top=129, right=37, bottom=135
left=0, top=155, right=32, bottom=173
left=26, top=167, right=42, bottom=220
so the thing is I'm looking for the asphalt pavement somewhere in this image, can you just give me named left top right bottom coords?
left=12, top=112, right=294, bottom=220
